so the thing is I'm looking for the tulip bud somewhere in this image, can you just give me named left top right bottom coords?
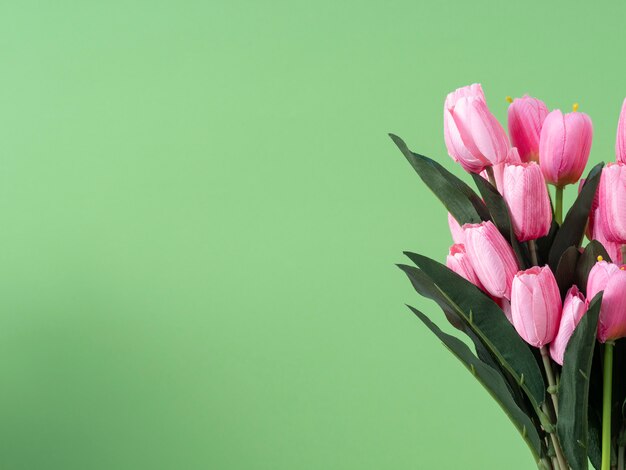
left=507, top=95, right=549, bottom=163
left=591, top=208, right=623, bottom=263
left=598, top=163, right=626, bottom=244
left=447, top=213, right=465, bottom=244
left=539, top=109, right=593, bottom=187
left=550, top=286, right=588, bottom=365
left=444, top=84, right=509, bottom=173
left=587, top=260, right=626, bottom=342
left=502, top=162, right=552, bottom=241
left=463, top=221, right=519, bottom=299
left=446, top=244, right=484, bottom=290
left=511, top=265, right=562, bottom=348
left=616, top=98, right=626, bottom=164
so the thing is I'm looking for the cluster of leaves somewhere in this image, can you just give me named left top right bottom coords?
left=391, top=134, right=626, bottom=469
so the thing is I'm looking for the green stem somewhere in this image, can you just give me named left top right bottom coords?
left=529, top=239, right=539, bottom=266
left=555, top=186, right=564, bottom=226
left=541, top=346, right=559, bottom=416
left=621, top=245, right=626, bottom=264
left=603, top=341, right=615, bottom=470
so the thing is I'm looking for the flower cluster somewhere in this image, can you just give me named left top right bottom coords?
left=393, top=84, right=626, bottom=469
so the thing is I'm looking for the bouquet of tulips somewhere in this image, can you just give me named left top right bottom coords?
left=393, top=84, right=626, bottom=470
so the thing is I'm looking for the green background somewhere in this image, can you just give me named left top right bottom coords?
left=0, top=1, right=622, bottom=468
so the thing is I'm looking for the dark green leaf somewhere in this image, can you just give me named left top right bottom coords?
left=390, top=134, right=490, bottom=224
left=399, top=253, right=546, bottom=411
left=549, top=163, right=604, bottom=269
left=396, top=262, right=522, bottom=399
left=557, top=292, right=602, bottom=470
left=408, top=305, right=543, bottom=464
left=536, top=220, right=559, bottom=265
left=555, top=246, right=581, bottom=298
left=471, top=173, right=530, bottom=268
left=575, top=241, right=611, bottom=297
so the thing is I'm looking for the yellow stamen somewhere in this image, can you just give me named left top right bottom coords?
left=597, top=255, right=604, bottom=262
left=506, top=96, right=513, bottom=104
left=621, top=266, right=625, bottom=271
left=573, top=102, right=579, bottom=112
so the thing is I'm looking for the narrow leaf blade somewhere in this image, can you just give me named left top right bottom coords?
left=408, top=305, right=543, bottom=463
left=557, top=292, right=602, bottom=470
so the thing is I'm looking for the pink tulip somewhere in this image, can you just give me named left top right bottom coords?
left=539, top=109, right=593, bottom=187
left=444, top=83, right=485, bottom=109
left=500, top=298, right=513, bottom=324
left=446, top=244, right=484, bottom=290
left=587, top=260, right=626, bottom=342
left=444, top=84, right=510, bottom=173
left=598, top=163, right=626, bottom=244
left=502, top=162, right=552, bottom=241
left=550, top=286, right=588, bottom=365
left=591, top=208, right=623, bottom=263
left=463, top=221, right=519, bottom=299
left=480, top=147, right=522, bottom=193
left=616, top=98, right=626, bottom=164
left=507, top=95, right=549, bottom=163
left=447, top=213, right=465, bottom=244
left=511, top=265, right=562, bottom=348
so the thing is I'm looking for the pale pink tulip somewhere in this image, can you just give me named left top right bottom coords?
left=444, top=84, right=509, bottom=173
left=616, top=98, right=626, bottom=163
left=591, top=208, right=623, bottom=263
left=550, top=286, right=588, bottom=365
left=503, top=162, right=552, bottom=241
left=511, top=266, right=562, bottom=348
left=598, top=163, right=626, bottom=244
left=539, top=109, right=593, bottom=187
left=447, top=213, right=465, bottom=244
left=587, top=260, right=626, bottom=342
left=507, top=95, right=549, bottom=163
left=446, top=244, right=484, bottom=290
left=463, top=221, right=519, bottom=299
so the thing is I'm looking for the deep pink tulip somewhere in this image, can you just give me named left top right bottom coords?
left=463, top=221, right=519, bottom=299
left=507, top=95, right=549, bottom=163
left=587, top=260, right=626, bottom=343
left=539, top=109, right=593, bottom=187
left=598, top=163, right=626, bottom=244
left=511, top=266, right=562, bottom=348
left=447, top=213, right=465, bottom=244
left=446, top=244, right=484, bottom=290
left=503, top=162, right=552, bottom=241
left=444, top=84, right=509, bottom=174
left=616, top=98, right=626, bottom=164
left=550, top=286, right=588, bottom=365
left=591, top=208, right=623, bottom=263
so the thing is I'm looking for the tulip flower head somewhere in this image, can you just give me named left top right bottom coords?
left=511, top=265, right=562, bottom=348
left=446, top=244, right=484, bottom=290
left=550, top=286, right=588, bottom=365
left=616, top=98, right=626, bottom=164
left=503, top=162, right=552, bottom=241
left=539, top=108, right=593, bottom=187
left=587, top=260, right=626, bottom=343
left=598, top=163, right=626, bottom=244
left=444, top=84, right=510, bottom=174
left=463, top=220, right=519, bottom=299
left=447, top=213, right=465, bottom=244
left=507, top=95, right=549, bottom=163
